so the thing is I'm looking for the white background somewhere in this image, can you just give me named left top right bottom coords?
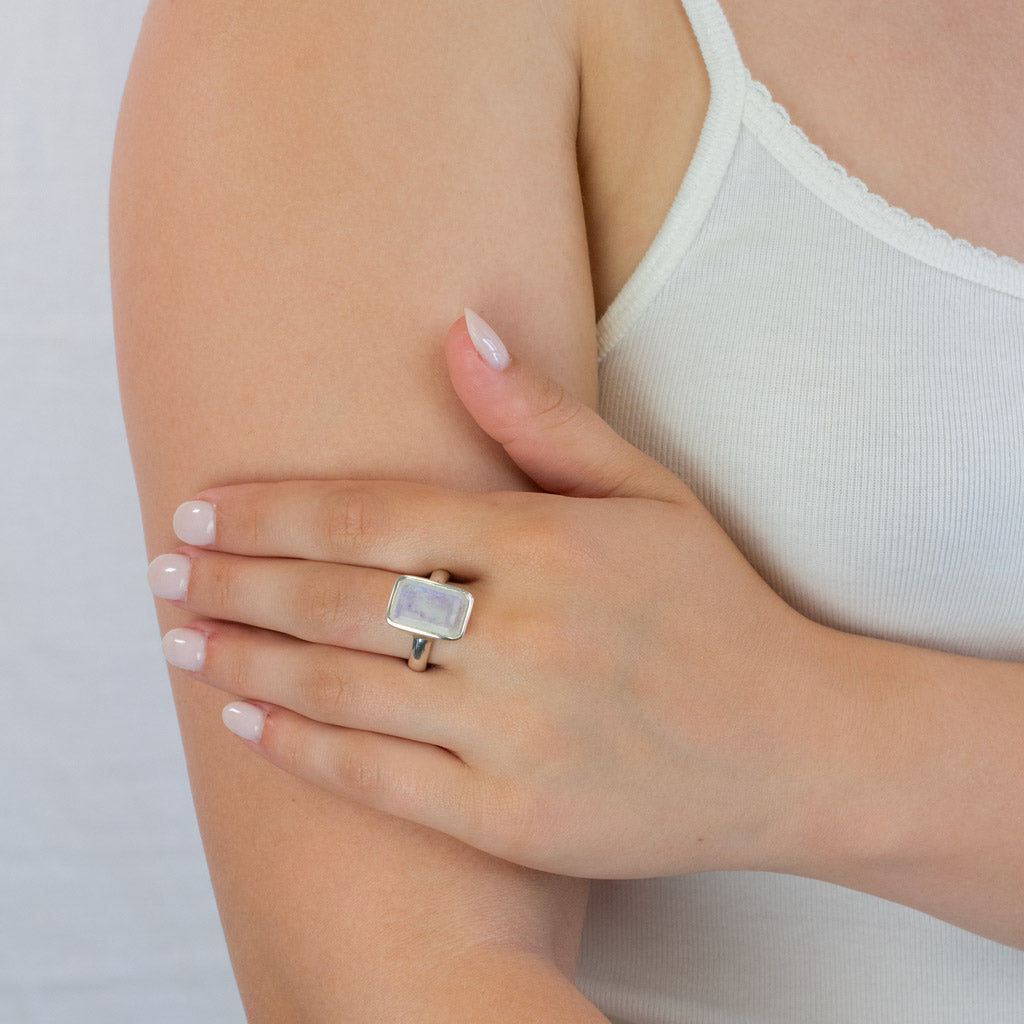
left=1, top=4, right=244, bottom=1019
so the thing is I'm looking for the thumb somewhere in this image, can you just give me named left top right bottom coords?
left=445, top=310, right=682, bottom=501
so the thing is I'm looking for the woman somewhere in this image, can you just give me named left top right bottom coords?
left=113, top=0, right=1023, bottom=1020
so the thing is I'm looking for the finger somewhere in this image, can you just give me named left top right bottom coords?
left=448, top=312, right=685, bottom=502
left=164, top=622, right=470, bottom=751
left=152, top=551, right=478, bottom=667
left=173, top=478, right=496, bottom=574
left=225, top=701, right=508, bottom=853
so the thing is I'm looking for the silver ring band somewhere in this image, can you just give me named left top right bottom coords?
left=407, top=632, right=434, bottom=672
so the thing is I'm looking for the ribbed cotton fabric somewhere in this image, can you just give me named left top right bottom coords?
left=576, top=0, right=1024, bottom=1021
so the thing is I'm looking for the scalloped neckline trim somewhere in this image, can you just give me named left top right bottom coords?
left=743, top=76, right=1024, bottom=298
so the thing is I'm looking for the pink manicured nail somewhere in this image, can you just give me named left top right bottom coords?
left=464, top=308, right=510, bottom=371
left=174, top=501, right=216, bottom=546
left=162, top=627, right=207, bottom=672
left=147, top=554, right=191, bottom=600
left=223, top=702, right=266, bottom=742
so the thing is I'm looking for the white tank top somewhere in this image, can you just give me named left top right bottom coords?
left=578, top=0, right=1024, bottom=1020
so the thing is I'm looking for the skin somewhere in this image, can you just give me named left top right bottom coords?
left=114, top=0, right=1023, bottom=1017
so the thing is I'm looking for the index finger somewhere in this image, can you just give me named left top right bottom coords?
left=173, top=479, right=496, bottom=577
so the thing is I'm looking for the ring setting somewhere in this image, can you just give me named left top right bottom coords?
left=386, top=570, right=473, bottom=670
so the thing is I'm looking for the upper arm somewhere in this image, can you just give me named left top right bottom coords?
left=111, top=0, right=596, bottom=1016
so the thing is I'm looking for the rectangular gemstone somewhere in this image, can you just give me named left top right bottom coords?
left=386, top=575, right=474, bottom=641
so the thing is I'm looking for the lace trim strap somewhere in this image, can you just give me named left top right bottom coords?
left=742, top=77, right=1024, bottom=299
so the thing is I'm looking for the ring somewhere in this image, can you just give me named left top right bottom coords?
left=386, top=569, right=474, bottom=671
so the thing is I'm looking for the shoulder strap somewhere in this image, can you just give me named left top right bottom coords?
left=598, top=0, right=749, bottom=356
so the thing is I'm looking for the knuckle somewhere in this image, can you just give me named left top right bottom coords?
left=302, top=653, right=350, bottom=719
left=318, top=486, right=381, bottom=555
left=509, top=507, right=576, bottom=573
left=267, top=717, right=303, bottom=776
left=336, top=749, right=392, bottom=801
left=295, top=574, right=347, bottom=635
left=532, top=377, right=585, bottom=435
left=515, top=500, right=600, bottom=577
left=499, top=593, right=579, bottom=679
left=238, top=499, right=268, bottom=552
left=210, top=630, right=256, bottom=697
left=205, top=557, right=240, bottom=612
left=271, top=717, right=353, bottom=792
left=495, top=378, right=582, bottom=450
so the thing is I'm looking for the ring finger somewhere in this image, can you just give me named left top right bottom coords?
left=149, top=549, right=476, bottom=667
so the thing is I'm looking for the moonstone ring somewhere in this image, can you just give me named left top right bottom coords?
left=386, top=570, right=474, bottom=671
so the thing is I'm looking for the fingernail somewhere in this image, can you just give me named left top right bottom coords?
left=173, top=501, right=216, bottom=546
left=222, top=702, right=266, bottom=743
left=147, top=554, right=191, bottom=600
left=464, top=308, right=510, bottom=371
left=162, top=627, right=207, bottom=671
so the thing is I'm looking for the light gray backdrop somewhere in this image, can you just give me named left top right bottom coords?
left=1, top=4, right=244, bottom=1020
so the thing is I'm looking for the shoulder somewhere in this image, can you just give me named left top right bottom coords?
left=129, top=0, right=584, bottom=155
left=135, top=0, right=582, bottom=95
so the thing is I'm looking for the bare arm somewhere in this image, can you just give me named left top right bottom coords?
left=111, top=0, right=608, bottom=1018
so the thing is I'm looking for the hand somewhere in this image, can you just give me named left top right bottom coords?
left=148, top=312, right=838, bottom=879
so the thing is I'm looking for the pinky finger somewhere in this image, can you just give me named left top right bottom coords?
left=221, top=700, right=483, bottom=843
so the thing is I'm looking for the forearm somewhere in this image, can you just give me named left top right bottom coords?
left=789, top=623, right=1024, bottom=947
